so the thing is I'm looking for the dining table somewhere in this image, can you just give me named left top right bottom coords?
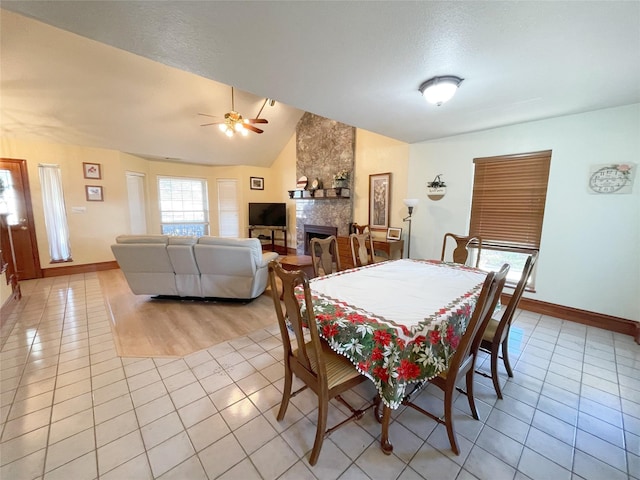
left=302, top=258, right=489, bottom=454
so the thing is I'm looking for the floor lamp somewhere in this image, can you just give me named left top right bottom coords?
left=402, top=198, right=419, bottom=258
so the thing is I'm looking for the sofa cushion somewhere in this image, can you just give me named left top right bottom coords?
left=168, top=236, right=198, bottom=245
left=197, top=236, right=263, bottom=266
left=116, top=234, right=169, bottom=244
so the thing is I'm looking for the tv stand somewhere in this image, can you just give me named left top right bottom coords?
left=248, top=226, right=287, bottom=254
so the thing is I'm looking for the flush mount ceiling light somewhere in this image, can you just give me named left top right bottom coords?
left=419, top=76, right=464, bottom=106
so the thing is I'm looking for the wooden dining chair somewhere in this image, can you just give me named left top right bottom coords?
left=352, top=223, right=370, bottom=234
left=441, top=233, right=483, bottom=267
left=477, top=252, right=538, bottom=399
left=310, top=235, right=341, bottom=276
left=401, top=263, right=509, bottom=455
left=267, top=260, right=373, bottom=465
left=350, top=232, right=375, bottom=267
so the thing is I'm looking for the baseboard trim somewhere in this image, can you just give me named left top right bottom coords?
left=505, top=294, right=638, bottom=343
left=41, top=261, right=119, bottom=277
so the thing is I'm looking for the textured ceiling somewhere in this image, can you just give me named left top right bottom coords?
left=1, top=1, right=639, bottom=167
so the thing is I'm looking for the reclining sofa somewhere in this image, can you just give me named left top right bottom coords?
left=111, top=235, right=279, bottom=300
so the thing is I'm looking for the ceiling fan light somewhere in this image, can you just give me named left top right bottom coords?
left=419, top=76, right=463, bottom=106
left=241, top=129, right=248, bottom=137
left=218, top=124, right=227, bottom=132
left=225, top=128, right=234, bottom=137
left=234, top=122, right=244, bottom=132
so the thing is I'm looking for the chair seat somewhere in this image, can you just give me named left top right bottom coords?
left=296, top=341, right=362, bottom=390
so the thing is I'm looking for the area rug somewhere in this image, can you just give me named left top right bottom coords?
left=98, top=269, right=279, bottom=358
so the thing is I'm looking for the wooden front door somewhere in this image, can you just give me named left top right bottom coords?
left=0, top=158, right=41, bottom=280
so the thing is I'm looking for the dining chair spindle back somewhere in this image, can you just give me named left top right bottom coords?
left=477, top=252, right=538, bottom=398
left=310, top=235, right=341, bottom=277
left=401, top=263, right=509, bottom=455
left=267, top=260, right=373, bottom=465
left=352, top=223, right=370, bottom=234
left=441, top=233, right=483, bottom=267
left=350, top=232, right=375, bottom=267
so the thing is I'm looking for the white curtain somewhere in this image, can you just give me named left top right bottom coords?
left=38, top=164, right=72, bottom=261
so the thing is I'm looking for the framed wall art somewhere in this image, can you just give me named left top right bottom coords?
left=83, top=162, right=102, bottom=179
left=85, top=185, right=103, bottom=202
left=369, top=172, right=391, bottom=230
left=250, top=176, right=264, bottom=190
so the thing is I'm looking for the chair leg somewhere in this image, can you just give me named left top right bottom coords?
left=309, top=397, right=328, bottom=466
left=443, top=387, right=460, bottom=455
left=490, top=344, right=503, bottom=400
left=465, top=370, right=479, bottom=420
left=277, top=364, right=293, bottom=421
left=501, top=337, right=514, bottom=378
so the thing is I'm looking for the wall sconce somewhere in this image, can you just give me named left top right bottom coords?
left=427, top=174, right=446, bottom=200
left=403, top=198, right=419, bottom=258
left=419, top=76, right=463, bottom=106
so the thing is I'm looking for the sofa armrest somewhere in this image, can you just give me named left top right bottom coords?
left=259, top=251, right=279, bottom=267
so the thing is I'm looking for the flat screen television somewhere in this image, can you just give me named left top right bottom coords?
left=248, top=202, right=287, bottom=228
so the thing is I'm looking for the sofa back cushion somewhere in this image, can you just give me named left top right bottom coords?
left=116, top=234, right=169, bottom=245
left=167, top=236, right=201, bottom=296
left=196, top=236, right=263, bottom=266
left=111, top=236, right=177, bottom=295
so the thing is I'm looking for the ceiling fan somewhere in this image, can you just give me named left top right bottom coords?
left=199, top=87, right=269, bottom=137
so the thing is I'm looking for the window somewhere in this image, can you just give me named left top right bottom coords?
left=470, top=150, right=551, bottom=287
left=217, top=179, right=239, bottom=237
left=38, top=164, right=72, bottom=262
left=158, top=176, right=209, bottom=236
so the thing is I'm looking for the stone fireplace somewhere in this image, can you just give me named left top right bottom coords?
left=295, top=113, right=355, bottom=254
left=303, top=224, right=338, bottom=255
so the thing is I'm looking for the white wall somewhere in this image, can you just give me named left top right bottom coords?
left=407, top=104, right=640, bottom=321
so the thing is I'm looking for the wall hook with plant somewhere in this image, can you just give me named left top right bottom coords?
left=427, top=174, right=446, bottom=200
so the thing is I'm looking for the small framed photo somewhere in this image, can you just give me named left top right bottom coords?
left=387, top=227, right=402, bottom=241
left=85, top=185, right=104, bottom=202
left=83, top=162, right=102, bottom=179
left=250, top=176, right=264, bottom=190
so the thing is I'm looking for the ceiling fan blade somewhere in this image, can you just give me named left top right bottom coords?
left=198, top=113, right=219, bottom=118
left=200, top=121, right=223, bottom=126
left=246, top=118, right=268, bottom=124
left=244, top=124, right=263, bottom=134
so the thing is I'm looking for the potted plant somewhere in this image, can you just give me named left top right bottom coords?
left=332, top=170, right=349, bottom=188
left=427, top=174, right=446, bottom=199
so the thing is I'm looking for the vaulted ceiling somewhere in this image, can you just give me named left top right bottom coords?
left=1, top=2, right=639, bottom=167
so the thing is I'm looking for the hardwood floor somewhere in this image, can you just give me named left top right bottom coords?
left=97, top=269, right=279, bottom=357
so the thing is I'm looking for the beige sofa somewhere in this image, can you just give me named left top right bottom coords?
left=111, top=235, right=279, bottom=300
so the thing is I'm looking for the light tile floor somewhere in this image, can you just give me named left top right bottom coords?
left=1, top=273, right=638, bottom=480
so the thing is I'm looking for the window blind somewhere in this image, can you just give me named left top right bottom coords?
left=469, top=150, right=551, bottom=251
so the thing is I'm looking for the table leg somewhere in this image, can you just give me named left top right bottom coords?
left=380, top=405, right=393, bottom=454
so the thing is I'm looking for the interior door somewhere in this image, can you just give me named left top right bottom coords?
left=0, top=158, right=41, bottom=280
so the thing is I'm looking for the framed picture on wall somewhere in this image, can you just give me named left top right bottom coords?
left=85, top=185, right=103, bottom=202
left=83, top=162, right=102, bottom=179
left=250, top=176, right=264, bottom=190
left=369, top=172, right=391, bottom=230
